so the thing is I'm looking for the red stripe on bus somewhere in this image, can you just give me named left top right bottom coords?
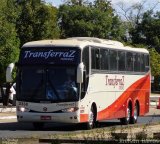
left=97, top=74, right=150, bottom=120
left=80, top=74, right=150, bottom=122
left=80, top=114, right=88, bottom=122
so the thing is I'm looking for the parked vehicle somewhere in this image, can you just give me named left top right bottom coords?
left=0, top=83, right=16, bottom=106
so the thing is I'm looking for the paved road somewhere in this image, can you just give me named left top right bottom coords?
left=0, top=93, right=159, bottom=140
left=0, top=106, right=159, bottom=137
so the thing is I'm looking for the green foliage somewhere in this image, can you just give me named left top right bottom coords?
left=58, top=0, right=125, bottom=40
left=149, top=48, right=160, bottom=76
left=0, top=0, right=20, bottom=84
left=16, top=0, right=60, bottom=46
left=149, top=48, right=160, bottom=90
left=126, top=5, right=160, bottom=79
left=0, top=0, right=61, bottom=84
left=129, top=10, right=160, bottom=52
left=0, top=0, right=160, bottom=85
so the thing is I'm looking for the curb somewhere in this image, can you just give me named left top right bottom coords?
left=0, top=107, right=16, bottom=120
left=0, top=116, right=17, bottom=120
left=0, top=107, right=16, bottom=113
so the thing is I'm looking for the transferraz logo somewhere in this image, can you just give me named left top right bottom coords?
left=24, top=50, right=76, bottom=59
left=106, top=75, right=125, bottom=90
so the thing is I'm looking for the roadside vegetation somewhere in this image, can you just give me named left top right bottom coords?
left=0, top=0, right=160, bottom=89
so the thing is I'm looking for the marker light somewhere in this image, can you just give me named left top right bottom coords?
left=17, top=106, right=30, bottom=112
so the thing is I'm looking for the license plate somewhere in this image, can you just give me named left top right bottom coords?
left=41, top=116, right=51, bottom=120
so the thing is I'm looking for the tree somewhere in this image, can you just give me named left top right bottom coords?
left=16, top=0, right=60, bottom=47
left=58, top=0, right=125, bottom=40
left=0, top=0, right=20, bottom=84
left=141, top=11, right=160, bottom=50
left=116, top=0, right=160, bottom=46
left=117, top=1, right=146, bottom=28
left=129, top=10, right=160, bottom=52
left=149, top=48, right=160, bottom=90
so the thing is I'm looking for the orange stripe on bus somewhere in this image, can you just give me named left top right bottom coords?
left=80, top=114, right=88, bottom=122
left=97, top=74, right=150, bottom=120
left=79, top=74, right=150, bottom=122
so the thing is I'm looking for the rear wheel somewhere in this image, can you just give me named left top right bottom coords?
left=33, top=122, right=44, bottom=130
left=130, top=103, right=138, bottom=124
left=120, top=104, right=132, bottom=125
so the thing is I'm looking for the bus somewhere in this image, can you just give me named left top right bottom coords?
left=16, top=37, right=150, bottom=129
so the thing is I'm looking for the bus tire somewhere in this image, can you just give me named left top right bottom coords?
left=120, top=104, right=132, bottom=125
left=130, top=102, right=138, bottom=124
left=33, top=122, right=44, bottom=130
left=86, top=106, right=96, bottom=129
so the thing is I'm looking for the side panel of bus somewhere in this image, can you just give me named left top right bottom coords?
left=80, top=46, right=150, bottom=123
left=80, top=73, right=150, bottom=122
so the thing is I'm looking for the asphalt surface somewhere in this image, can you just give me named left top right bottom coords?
left=0, top=93, right=159, bottom=142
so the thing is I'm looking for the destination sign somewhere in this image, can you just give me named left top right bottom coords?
left=19, top=48, right=80, bottom=64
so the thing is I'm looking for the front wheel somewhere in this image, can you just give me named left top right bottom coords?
left=86, top=106, right=96, bottom=129
left=120, top=105, right=132, bottom=125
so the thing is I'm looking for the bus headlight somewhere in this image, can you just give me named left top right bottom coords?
left=17, top=106, right=30, bottom=112
left=62, top=107, right=79, bottom=113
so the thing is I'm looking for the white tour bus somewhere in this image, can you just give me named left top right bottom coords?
left=16, top=37, right=150, bottom=129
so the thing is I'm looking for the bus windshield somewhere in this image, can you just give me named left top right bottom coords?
left=19, top=66, right=78, bottom=102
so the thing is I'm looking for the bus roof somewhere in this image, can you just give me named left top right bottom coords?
left=22, top=37, right=149, bottom=53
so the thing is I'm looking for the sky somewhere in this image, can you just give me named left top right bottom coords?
left=45, top=0, right=160, bottom=11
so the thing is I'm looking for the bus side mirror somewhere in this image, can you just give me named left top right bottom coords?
left=77, top=62, right=84, bottom=83
left=6, top=63, right=15, bottom=82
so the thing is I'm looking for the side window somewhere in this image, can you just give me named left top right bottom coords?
left=118, top=51, right=125, bottom=71
left=145, top=54, right=150, bottom=72
left=126, top=52, right=133, bottom=71
left=140, top=54, right=145, bottom=72
left=91, top=48, right=100, bottom=70
left=110, top=50, right=117, bottom=71
left=82, top=47, right=89, bottom=99
left=82, top=47, right=89, bottom=75
left=100, top=49, right=109, bottom=70
left=134, top=53, right=141, bottom=72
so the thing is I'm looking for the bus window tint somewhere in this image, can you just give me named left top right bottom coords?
left=134, top=53, right=141, bottom=72
left=100, top=49, right=109, bottom=70
left=140, top=54, right=145, bottom=72
left=109, top=50, right=117, bottom=71
left=118, top=51, right=125, bottom=71
left=91, top=48, right=100, bottom=69
left=126, top=52, right=133, bottom=71
left=20, top=68, right=45, bottom=99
